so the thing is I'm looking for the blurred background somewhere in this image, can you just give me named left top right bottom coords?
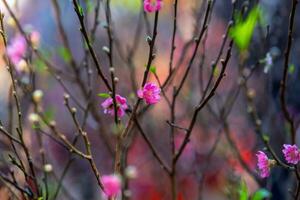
left=0, top=0, right=300, bottom=199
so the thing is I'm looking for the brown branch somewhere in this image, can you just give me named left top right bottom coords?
left=72, top=0, right=112, bottom=91
left=169, top=0, right=179, bottom=75
left=279, top=0, right=298, bottom=144
left=63, top=95, right=105, bottom=191
left=134, top=117, right=171, bottom=174
left=174, top=41, right=233, bottom=163
left=0, top=9, right=39, bottom=197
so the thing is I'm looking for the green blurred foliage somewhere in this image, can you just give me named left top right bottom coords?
left=111, top=0, right=141, bottom=12
left=229, top=6, right=261, bottom=51
left=288, top=64, right=295, bottom=74
left=239, top=180, right=248, bottom=200
left=58, top=47, right=71, bottom=63
left=238, top=180, right=271, bottom=200
left=252, top=189, right=271, bottom=200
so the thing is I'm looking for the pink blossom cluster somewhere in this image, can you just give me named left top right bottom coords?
left=256, top=144, right=300, bottom=178
left=7, top=31, right=41, bottom=72
left=7, top=35, right=27, bottom=66
left=256, top=151, right=271, bottom=178
left=144, top=0, right=163, bottom=13
left=101, top=82, right=161, bottom=118
left=101, top=174, right=122, bottom=198
left=282, top=144, right=300, bottom=165
left=101, top=94, right=128, bottom=117
left=137, top=82, right=161, bottom=104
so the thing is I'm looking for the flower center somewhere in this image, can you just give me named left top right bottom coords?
left=150, top=0, right=157, bottom=6
left=145, top=90, right=153, bottom=97
left=268, top=159, right=276, bottom=167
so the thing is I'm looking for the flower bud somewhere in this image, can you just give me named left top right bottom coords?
left=28, top=113, right=39, bottom=123
left=247, top=88, right=256, bottom=99
left=6, top=17, right=16, bottom=27
left=102, top=46, right=110, bottom=54
left=125, top=166, right=138, bottom=179
left=30, top=31, right=41, bottom=48
left=109, top=67, right=115, bottom=73
left=16, top=59, right=29, bottom=73
left=32, top=90, right=43, bottom=103
left=49, top=121, right=56, bottom=127
left=268, top=159, right=276, bottom=167
left=44, top=164, right=53, bottom=173
left=71, top=107, right=77, bottom=114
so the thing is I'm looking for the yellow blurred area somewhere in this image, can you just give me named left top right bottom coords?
left=0, top=21, right=11, bottom=104
left=0, top=0, right=16, bottom=10
left=0, top=31, right=5, bottom=67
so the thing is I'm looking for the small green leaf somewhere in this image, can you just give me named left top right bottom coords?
left=77, top=4, right=84, bottom=16
left=38, top=197, right=44, bottom=200
left=150, top=65, right=156, bottom=74
left=213, top=66, right=219, bottom=77
left=288, top=64, right=295, bottom=74
left=32, top=124, right=39, bottom=129
left=252, top=189, right=271, bottom=200
left=58, top=47, right=71, bottom=63
left=97, top=93, right=110, bottom=98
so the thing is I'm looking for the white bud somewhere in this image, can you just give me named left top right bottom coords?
left=125, top=165, right=138, bottom=179
left=43, top=164, right=53, bottom=173
left=49, top=121, right=56, bottom=127
left=146, top=36, right=152, bottom=44
left=102, top=46, right=110, bottom=54
left=6, top=16, right=16, bottom=27
left=256, top=119, right=262, bottom=126
left=30, top=31, right=41, bottom=48
left=16, top=59, right=29, bottom=73
left=247, top=88, right=256, bottom=99
left=64, top=93, right=70, bottom=100
left=71, top=107, right=77, bottom=113
left=247, top=106, right=253, bottom=113
left=109, top=67, right=115, bottom=73
left=32, top=90, right=43, bottom=103
left=28, top=113, right=39, bottom=123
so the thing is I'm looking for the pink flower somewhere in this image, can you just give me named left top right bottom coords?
left=282, top=144, right=300, bottom=165
left=102, top=174, right=121, bottom=198
left=7, top=35, right=27, bottom=66
left=256, top=151, right=271, bottom=178
left=137, top=82, right=161, bottom=104
left=101, top=94, right=128, bottom=117
left=144, top=0, right=163, bottom=13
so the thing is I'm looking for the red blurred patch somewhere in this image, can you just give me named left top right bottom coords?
left=177, top=192, right=184, bottom=200
left=149, top=190, right=163, bottom=200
